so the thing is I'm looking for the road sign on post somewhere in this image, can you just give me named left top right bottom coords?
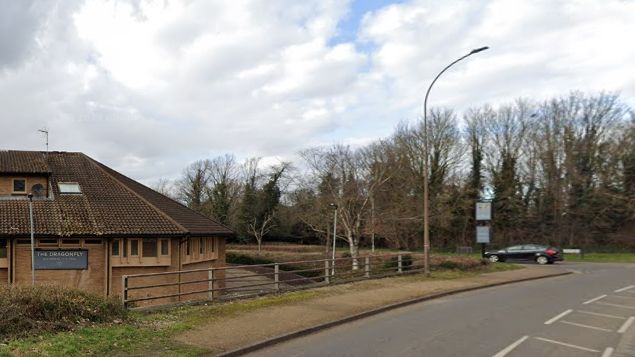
left=476, top=226, right=490, bottom=244
left=476, top=226, right=490, bottom=258
left=475, top=202, right=492, bottom=221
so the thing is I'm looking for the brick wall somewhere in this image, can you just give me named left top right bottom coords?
left=0, top=175, right=48, bottom=196
left=112, top=237, right=226, bottom=307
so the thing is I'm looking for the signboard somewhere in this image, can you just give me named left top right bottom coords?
left=476, top=226, right=490, bottom=244
left=475, top=202, right=492, bottom=221
left=34, top=249, right=88, bottom=270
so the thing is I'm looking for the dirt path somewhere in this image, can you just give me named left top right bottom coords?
left=176, top=265, right=566, bottom=355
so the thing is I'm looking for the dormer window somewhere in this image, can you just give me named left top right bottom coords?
left=13, top=179, right=26, bottom=193
left=58, top=182, right=81, bottom=194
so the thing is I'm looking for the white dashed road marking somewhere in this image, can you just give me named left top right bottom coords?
left=617, top=316, right=634, bottom=334
left=583, top=294, right=607, bottom=305
left=577, top=310, right=626, bottom=320
left=597, top=301, right=635, bottom=310
left=559, top=320, right=613, bottom=332
left=533, top=337, right=600, bottom=353
left=614, top=285, right=635, bottom=293
left=601, top=347, right=614, bottom=357
left=492, top=335, right=529, bottom=357
left=544, top=309, right=573, bottom=325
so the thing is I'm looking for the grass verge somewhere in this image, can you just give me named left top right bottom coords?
left=564, top=253, right=635, bottom=263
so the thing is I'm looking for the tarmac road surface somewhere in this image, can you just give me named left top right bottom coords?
left=243, top=262, right=635, bottom=357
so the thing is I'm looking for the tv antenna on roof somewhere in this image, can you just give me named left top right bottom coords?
left=38, top=129, right=49, bottom=154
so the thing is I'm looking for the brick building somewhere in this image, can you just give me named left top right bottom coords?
left=0, top=150, right=232, bottom=299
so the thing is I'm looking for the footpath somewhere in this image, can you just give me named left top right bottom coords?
left=174, top=265, right=569, bottom=356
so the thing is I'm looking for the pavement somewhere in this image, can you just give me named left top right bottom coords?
left=174, top=264, right=569, bottom=355
left=239, top=262, right=635, bottom=357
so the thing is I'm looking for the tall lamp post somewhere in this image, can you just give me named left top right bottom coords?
left=422, top=46, right=489, bottom=277
left=28, top=193, right=36, bottom=286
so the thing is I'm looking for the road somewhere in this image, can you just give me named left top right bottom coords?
left=243, top=262, right=635, bottom=357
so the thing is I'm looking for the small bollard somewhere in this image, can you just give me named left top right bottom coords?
left=364, top=256, right=370, bottom=278
left=398, top=254, right=403, bottom=274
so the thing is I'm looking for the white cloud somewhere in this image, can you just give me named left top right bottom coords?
left=0, top=0, right=634, bottom=185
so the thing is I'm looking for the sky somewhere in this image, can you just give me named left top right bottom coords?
left=1, top=0, right=634, bottom=185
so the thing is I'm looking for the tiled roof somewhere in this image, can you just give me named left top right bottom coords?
left=0, top=150, right=50, bottom=173
left=0, top=150, right=233, bottom=237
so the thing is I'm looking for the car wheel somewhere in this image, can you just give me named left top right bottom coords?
left=488, top=255, right=500, bottom=263
left=536, top=256, right=549, bottom=265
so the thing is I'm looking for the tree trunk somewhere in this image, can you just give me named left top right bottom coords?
left=349, top=241, right=360, bottom=270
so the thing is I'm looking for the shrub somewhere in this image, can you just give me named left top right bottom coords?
left=0, top=285, right=127, bottom=341
left=431, top=256, right=485, bottom=271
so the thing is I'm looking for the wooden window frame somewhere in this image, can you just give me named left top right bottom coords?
left=0, top=239, right=7, bottom=268
left=111, top=238, right=171, bottom=267
left=38, top=238, right=59, bottom=247
left=111, top=239, right=120, bottom=257
left=61, top=239, right=81, bottom=247
left=129, top=239, right=140, bottom=257
left=160, top=239, right=169, bottom=256
left=12, top=178, right=27, bottom=194
left=183, top=237, right=218, bottom=264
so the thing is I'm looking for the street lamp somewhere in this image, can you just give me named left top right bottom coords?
left=329, top=203, right=338, bottom=276
left=422, top=46, right=489, bottom=277
left=28, top=193, right=36, bottom=286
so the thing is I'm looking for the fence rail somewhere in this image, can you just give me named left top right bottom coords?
left=122, top=253, right=423, bottom=308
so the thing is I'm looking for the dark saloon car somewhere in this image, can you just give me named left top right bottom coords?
left=483, top=244, right=563, bottom=265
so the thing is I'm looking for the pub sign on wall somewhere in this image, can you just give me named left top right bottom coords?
left=34, top=249, right=89, bottom=270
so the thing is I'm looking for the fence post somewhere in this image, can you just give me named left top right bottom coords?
left=122, top=275, right=128, bottom=309
left=208, top=268, right=214, bottom=301
left=324, top=260, right=330, bottom=284
left=364, top=256, right=370, bottom=278
left=398, top=254, right=403, bottom=274
left=274, top=263, right=280, bottom=291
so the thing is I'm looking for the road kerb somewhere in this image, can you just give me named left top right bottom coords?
left=214, top=270, right=572, bottom=357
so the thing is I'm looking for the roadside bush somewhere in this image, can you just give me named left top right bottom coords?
left=0, top=285, right=127, bottom=341
left=431, top=256, right=486, bottom=271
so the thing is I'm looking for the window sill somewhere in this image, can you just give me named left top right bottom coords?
left=112, top=262, right=171, bottom=267
left=111, top=256, right=171, bottom=267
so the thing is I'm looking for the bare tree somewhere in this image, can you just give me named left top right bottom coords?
left=151, top=178, right=176, bottom=198
left=177, top=160, right=212, bottom=213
